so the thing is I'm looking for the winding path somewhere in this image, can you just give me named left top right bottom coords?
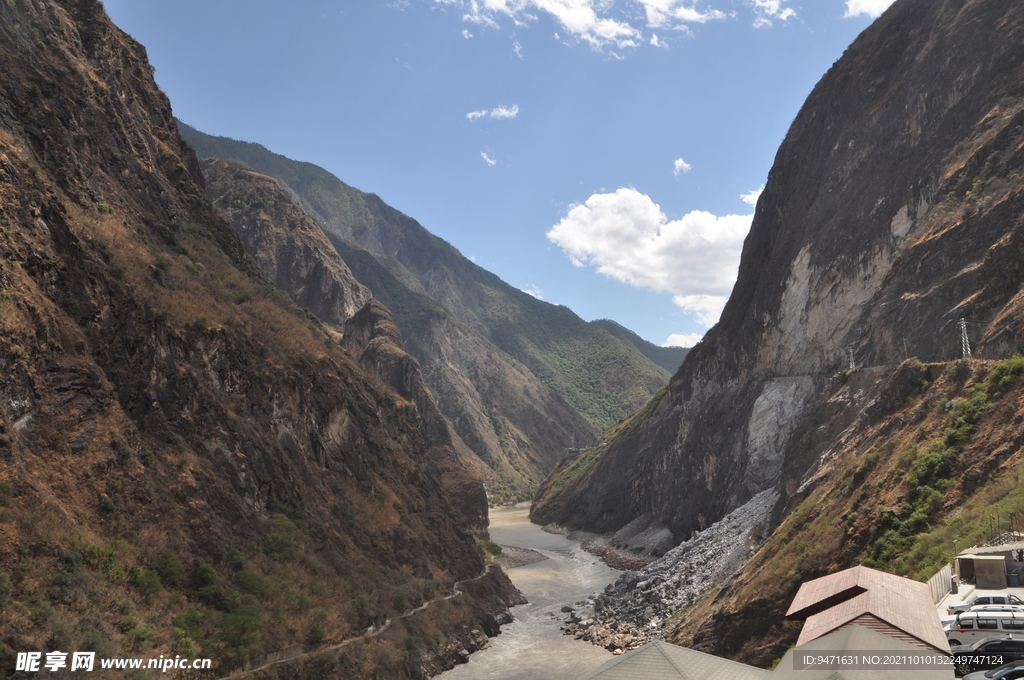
left=217, top=564, right=502, bottom=679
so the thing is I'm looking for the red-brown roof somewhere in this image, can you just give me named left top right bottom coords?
left=786, top=565, right=949, bottom=653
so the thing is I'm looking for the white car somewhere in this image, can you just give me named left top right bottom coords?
left=948, top=595, right=1024, bottom=615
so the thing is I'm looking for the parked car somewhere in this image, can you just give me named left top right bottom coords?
left=952, top=637, right=1024, bottom=675
left=962, top=659, right=1024, bottom=680
left=946, top=611, right=1024, bottom=646
left=950, top=595, right=1024, bottom=615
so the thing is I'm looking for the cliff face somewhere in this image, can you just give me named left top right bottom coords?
left=341, top=299, right=489, bottom=531
left=180, top=125, right=671, bottom=504
left=200, top=158, right=371, bottom=329
left=0, top=1, right=515, bottom=676
left=532, top=0, right=1024, bottom=546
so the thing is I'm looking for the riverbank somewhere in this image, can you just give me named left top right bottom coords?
left=542, top=523, right=657, bottom=571
left=436, top=505, right=622, bottom=680
left=555, top=490, right=780, bottom=654
left=496, top=545, right=548, bottom=569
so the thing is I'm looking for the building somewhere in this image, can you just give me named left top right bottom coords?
left=575, top=565, right=953, bottom=679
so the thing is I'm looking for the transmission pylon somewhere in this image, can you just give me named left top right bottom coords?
left=959, top=318, right=972, bottom=359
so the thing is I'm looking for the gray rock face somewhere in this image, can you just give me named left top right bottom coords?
left=560, top=491, right=779, bottom=652
left=533, top=0, right=1024, bottom=545
left=201, top=158, right=372, bottom=328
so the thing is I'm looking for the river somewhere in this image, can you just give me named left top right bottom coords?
left=437, top=504, right=622, bottom=680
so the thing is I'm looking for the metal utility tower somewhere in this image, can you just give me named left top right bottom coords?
left=959, top=318, right=971, bottom=359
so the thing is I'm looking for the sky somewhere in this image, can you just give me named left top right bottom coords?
left=102, top=0, right=897, bottom=348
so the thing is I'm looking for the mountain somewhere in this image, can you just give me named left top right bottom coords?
left=179, top=123, right=670, bottom=504
left=0, top=1, right=520, bottom=677
left=199, top=158, right=371, bottom=329
left=589, top=319, right=688, bottom=376
left=532, top=0, right=1024, bottom=658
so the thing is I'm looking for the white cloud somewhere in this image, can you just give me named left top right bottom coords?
left=673, top=157, right=692, bottom=176
left=740, top=184, right=763, bottom=206
left=521, top=285, right=544, bottom=299
left=481, top=151, right=497, bottom=166
left=467, top=104, right=519, bottom=120
left=513, top=40, right=523, bottom=56
left=546, top=187, right=751, bottom=327
left=649, top=33, right=663, bottom=47
left=663, top=332, right=703, bottom=347
left=749, top=0, right=795, bottom=27
left=843, top=0, right=896, bottom=18
left=491, top=104, right=519, bottom=119
left=462, top=28, right=473, bottom=38
left=638, top=0, right=729, bottom=29
left=435, top=0, right=641, bottom=49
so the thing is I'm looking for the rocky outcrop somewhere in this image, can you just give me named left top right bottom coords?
left=200, top=157, right=371, bottom=328
left=0, top=1, right=516, bottom=675
left=342, top=299, right=489, bottom=531
left=532, top=0, right=1024, bottom=547
left=197, top=155, right=491, bottom=530
left=558, top=490, right=778, bottom=653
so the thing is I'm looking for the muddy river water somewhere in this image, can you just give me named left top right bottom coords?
left=437, top=504, right=622, bottom=680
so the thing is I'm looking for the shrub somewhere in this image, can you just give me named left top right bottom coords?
left=234, top=570, right=269, bottom=598
left=153, top=550, right=182, bottom=588
left=129, top=567, right=162, bottom=595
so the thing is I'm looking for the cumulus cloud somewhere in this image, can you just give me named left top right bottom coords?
left=637, top=0, right=729, bottom=29
left=467, top=104, right=519, bottom=120
left=749, top=0, right=795, bottom=27
left=843, top=0, right=896, bottom=18
left=663, top=332, right=703, bottom=348
left=491, top=104, right=519, bottom=119
left=435, top=0, right=641, bottom=49
left=673, top=157, right=692, bottom=176
left=740, top=184, right=763, bottom=206
left=481, top=151, right=497, bottom=166
left=546, top=187, right=752, bottom=327
left=434, top=0, right=793, bottom=49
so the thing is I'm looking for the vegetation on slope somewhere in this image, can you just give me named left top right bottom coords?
left=668, top=357, right=1024, bottom=667
left=589, top=319, right=689, bottom=376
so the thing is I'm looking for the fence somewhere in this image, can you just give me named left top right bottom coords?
left=928, top=563, right=953, bottom=604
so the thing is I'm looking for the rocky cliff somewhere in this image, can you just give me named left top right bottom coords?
left=0, top=1, right=517, bottom=676
left=533, top=0, right=1024, bottom=553
left=179, top=124, right=670, bottom=504
left=200, top=158, right=371, bottom=329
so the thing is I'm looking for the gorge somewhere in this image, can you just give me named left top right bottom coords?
left=4, top=0, right=1024, bottom=677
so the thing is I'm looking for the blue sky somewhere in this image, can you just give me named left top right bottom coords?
left=102, top=0, right=895, bottom=347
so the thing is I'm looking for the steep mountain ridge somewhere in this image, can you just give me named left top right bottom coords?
left=532, top=0, right=1024, bottom=555
left=588, top=319, right=688, bottom=376
left=0, top=1, right=516, bottom=676
left=180, top=124, right=669, bottom=503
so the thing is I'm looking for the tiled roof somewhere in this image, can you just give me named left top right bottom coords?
left=575, top=640, right=773, bottom=680
left=787, top=566, right=949, bottom=653
left=774, top=624, right=954, bottom=679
